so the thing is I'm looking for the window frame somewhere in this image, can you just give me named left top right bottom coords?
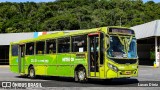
left=57, top=37, right=71, bottom=53
left=71, top=35, right=87, bottom=52
left=46, top=39, right=57, bottom=54
left=35, top=41, right=45, bottom=55
left=11, top=44, right=19, bottom=56
left=26, top=42, right=35, bottom=55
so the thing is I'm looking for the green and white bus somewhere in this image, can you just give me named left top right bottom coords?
left=10, top=26, right=138, bottom=82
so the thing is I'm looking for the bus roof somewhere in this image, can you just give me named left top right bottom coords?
left=10, top=26, right=132, bottom=45
left=11, top=27, right=104, bottom=44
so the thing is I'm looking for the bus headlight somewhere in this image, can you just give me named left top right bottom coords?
left=108, top=63, right=118, bottom=72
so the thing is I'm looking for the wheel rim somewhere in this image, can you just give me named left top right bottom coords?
left=30, top=69, right=34, bottom=77
left=78, top=71, right=85, bottom=80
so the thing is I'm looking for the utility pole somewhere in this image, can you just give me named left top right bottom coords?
left=120, top=17, right=122, bottom=27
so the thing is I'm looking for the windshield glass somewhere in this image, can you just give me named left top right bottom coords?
left=108, top=36, right=125, bottom=58
left=107, top=36, right=137, bottom=59
left=128, top=38, right=137, bottom=58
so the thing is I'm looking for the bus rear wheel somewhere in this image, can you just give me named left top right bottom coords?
left=28, top=66, right=36, bottom=78
left=76, top=67, right=87, bottom=82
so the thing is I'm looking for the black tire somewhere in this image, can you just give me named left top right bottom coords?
left=28, top=66, right=36, bottom=78
left=76, top=67, right=87, bottom=82
left=74, top=71, right=78, bottom=82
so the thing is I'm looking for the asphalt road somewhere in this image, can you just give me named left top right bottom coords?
left=0, top=65, right=160, bottom=90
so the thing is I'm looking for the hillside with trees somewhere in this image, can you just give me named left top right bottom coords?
left=0, top=0, right=159, bottom=33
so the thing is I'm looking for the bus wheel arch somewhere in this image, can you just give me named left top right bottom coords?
left=28, top=64, right=36, bottom=78
left=74, top=64, right=87, bottom=82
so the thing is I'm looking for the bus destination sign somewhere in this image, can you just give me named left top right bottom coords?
left=109, top=28, right=134, bottom=34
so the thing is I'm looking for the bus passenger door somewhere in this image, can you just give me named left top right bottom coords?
left=18, top=45, right=25, bottom=73
left=88, top=33, right=100, bottom=77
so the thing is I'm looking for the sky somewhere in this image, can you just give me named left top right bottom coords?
left=0, top=0, right=159, bottom=3
left=143, top=0, right=159, bottom=3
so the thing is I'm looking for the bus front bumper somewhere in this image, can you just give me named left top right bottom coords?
left=106, top=69, right=138, bottom=79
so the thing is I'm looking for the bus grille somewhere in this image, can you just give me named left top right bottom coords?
left=111, top=59, right=137, bottom=64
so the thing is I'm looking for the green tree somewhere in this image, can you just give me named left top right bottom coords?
left=0, top=0, right=159, bottom=33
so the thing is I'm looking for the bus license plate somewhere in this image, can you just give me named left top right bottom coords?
left=125, top=71, right=131, bottom=75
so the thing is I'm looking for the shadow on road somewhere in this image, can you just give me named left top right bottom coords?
left=16, top=75, right=139, bottom=86
left=88, top=78, right=139, bottom=86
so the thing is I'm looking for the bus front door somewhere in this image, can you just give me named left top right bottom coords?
left=88, top=33, right=100, bottom=77
left=18, top=45, right=25, bottom=73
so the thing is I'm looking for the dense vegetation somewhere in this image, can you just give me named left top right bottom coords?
left=0, top=0, right=159, bottom=33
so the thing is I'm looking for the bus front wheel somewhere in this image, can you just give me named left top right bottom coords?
left=28, top=66, right=36, bottom=78
left=76, top=67, right=87, bottom=82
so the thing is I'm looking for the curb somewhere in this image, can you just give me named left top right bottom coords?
left=0, top=65, right=9, bottom=68
left=139, top=65, right=153, bottom=67
left=139, top=65, right=160, bottom=68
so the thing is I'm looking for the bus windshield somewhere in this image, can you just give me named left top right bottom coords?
left=108, top=36, right=125, bottom=58
left=107, top=36, right=137, bottom=58
left=128, top=38, right=137, bottom=58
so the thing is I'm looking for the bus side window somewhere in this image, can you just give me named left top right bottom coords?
left=26, top=42, right=34, bottom=55
left=46, top=39, right=56, bottom=54
left=12, top=45, right=18, bottom=56
left=72, top=35, right=87, bottom=52
left=58, top=37, right=70, bottom=53
left=36, top=41, right=45, bottom=54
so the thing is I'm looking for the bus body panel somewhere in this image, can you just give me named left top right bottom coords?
left=24, top=56, right=35, bottom=74
left=56, top=53, right=72, bottom=76
left=99, top=66, right=105, bottom=78
left=9, top=26, right=138, bottom=80
left=10, top=56, right=19, bottom=73
left=106, top=59, right=138, bottom=78
left=22, top=53, right=88, bottom=77
left=9, top=44, right=19, bottom=73
left=45, top=55, right=57, bottom=76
